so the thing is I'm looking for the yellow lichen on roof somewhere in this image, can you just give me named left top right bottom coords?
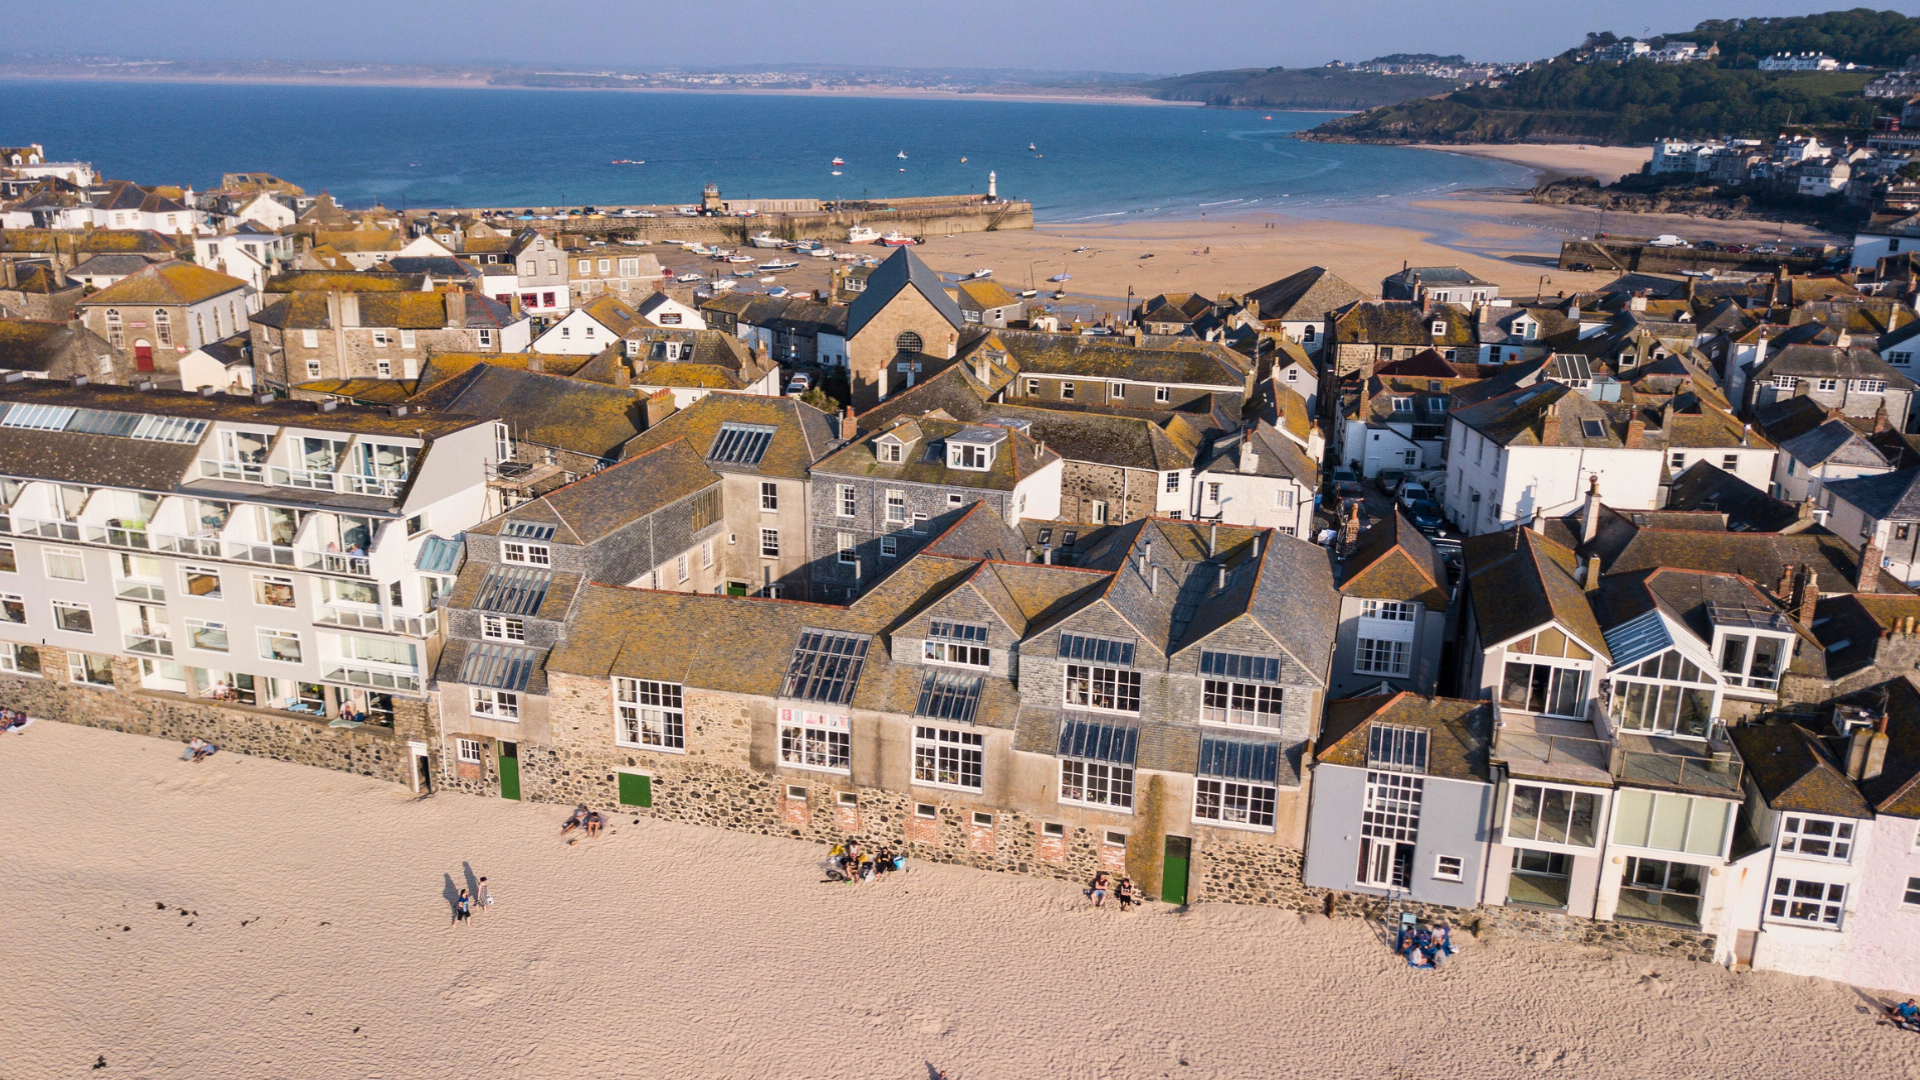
left=80, top=261, right=247, bottom=306
left=634, top=363, right=741, bottom=389
left=315, top=230, right=403, bottom=253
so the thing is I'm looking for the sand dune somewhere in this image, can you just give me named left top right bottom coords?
left=3, top=720, right=1912, bottom=1079
left=1413, top=144, right=1656, bottom=185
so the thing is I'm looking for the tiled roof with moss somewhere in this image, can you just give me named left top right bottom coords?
left=291, top=378, right=416, bottom=404
left=956, top=278, right=1019, bottom=311
left=412, top=363, right=642, bottom=458
left=1729, top=724, right=1872, bottom=818
left=1463, top=526, right=1608, bottom=656
left=1338, top=509, right=1447, bottom=610
left=620, top=392, right=837, bottom=481
left=1244, top=266, right=1367, bottom=323
left=1331, top=300, right=1477, bottom=348
left=813, top=415, right=1057, bottom=491
left=1316, top=693, right=1490, bottom=782
left=971, top=327, right=1247, bottom=388
left=314, top=229, right=404, bottom=253
left=76, top=260, right=248, bottom=307
left=264, top=270, right=427, bottom=294
left=472, top=438, right=719, bottom=546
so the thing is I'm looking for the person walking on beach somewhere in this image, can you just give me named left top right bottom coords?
left=476, top=876, right=493, bottom=914
left=454, top=888, right=472, bottom=926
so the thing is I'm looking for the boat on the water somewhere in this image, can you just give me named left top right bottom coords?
left=749, top=232, right=785, bottom=248
left=1028, top=142, right=1036, bottom=151
left=831, top=157, right=845, bottom=165
left=880, top=231, right=916, bottom=247
left=846, top=226, right=878, bottom=244
left=835, top=251, right=861, bottom=261
left=831, top=170, right=842, bottom=176
left=897, top=150, right=908, bottom=159
left=709, top=277, right=738, bottom=291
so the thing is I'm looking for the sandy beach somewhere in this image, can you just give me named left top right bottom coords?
left=3, top=720, right=1913, bottom=1080
left=1413, top=144, right=1656, bottom=185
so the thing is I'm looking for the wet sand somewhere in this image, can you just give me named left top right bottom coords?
left=1412, top=143, right=1655, bottom=185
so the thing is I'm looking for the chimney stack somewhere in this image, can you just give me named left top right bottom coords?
left=1341, top=500, right=1363, bottom=555
left=527, top=353, right=544, bottom=374
left=1586, top=554, right=1602, bottom=593
left=1150, top=565, right=1160, bottom=594
left=1799, top=566, right=1819, bottom=625
left=1239, top=426, right=1260, bottom=474
left=841, top=404, right=856, bottom=439
left=1860, top=541, right=1883, bottom=593
left=1208, top=522, right=1218, bottom=558
left=1217, top=564, right=1227, bottom=591
left=1864, top=716, right=1891, bottom=781
left=1582, top=474, right=1602, bottom=543
left=1625, top=418, right=1645, bottom=449
left=614, top=358, right=630, bottom=390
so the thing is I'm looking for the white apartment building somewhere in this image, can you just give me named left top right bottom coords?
left=0, top=382, right=496, bottom=725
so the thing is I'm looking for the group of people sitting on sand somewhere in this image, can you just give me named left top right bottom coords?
left=1394, top=922, right=1455, bottom=969
left=1, top=708, right=30, bottom=734
left=1084, top=871, right=1141, bottom=911
left=180, top=737, right=218, bottom=763
left=829, top=841, right=904, bottom=883
left=561, top=806, right=604, bottom=839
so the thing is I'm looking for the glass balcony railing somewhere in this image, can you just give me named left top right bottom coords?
left=300, top=549, right=372, bottom=576
left=123, top=632, right=174, bottom=657
left=199, top=459, right=267, bottom=484
left=200, top=460, right=409, bottom=500
left=338, top=473, right=407, bottom=498
left=228, top=539, right=296, bottom=567
left=314, top=607, right=441, bottom=637
left=321, top=661, right=421, bottom=693
left=14, top=516, right=81, bottom=541
left=1614, top=746, right=1743, bottom=795
left=1493, top=728, right=1613, bottom=781
left=86, top=523, right=154, bottom=549
left=151, top=532, right=224, bottom=558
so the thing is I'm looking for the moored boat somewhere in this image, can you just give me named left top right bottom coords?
left=880, top=231, right=916, bottom=246
left=845, top=226, right=878, bottom=244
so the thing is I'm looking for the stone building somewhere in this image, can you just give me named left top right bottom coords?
left=843, top=247, right=965, bottom=409
left=619, top=393, right=839, bottom=600
left=985, top=328, right=1254, bottom=418
left=434, top=438, right=728, bottom=780
left=806, top=415, right=1062, bottom=598
left=1328, top=508, right=1451, bottom=698
left=73, top=261, right=255, bottom=379
left=250, top=286, right=529, bottom=390
left=1325, top=300, right=1479, bottom=381
left=0, top=319, right=118, bottom=382
left=0, top=261, right=83, bottom=321
left=563, top=243, right=664, bottom=303
left=433, top=512, right=1340, bottom=909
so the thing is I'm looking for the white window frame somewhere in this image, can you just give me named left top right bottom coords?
left=614, top=677, right=685, bottom=752
left=912, top=725, right=984, bottom=791
left=481, top=614, right=526, bottom=642
left=456, top=737, right=485, bottom=764
left=1200, top=679, right=1284, bottom=729
left=1433, top=855, right=1464, bottom=882
left=0, top=541, right=15, bottom=573
left=1193, top=777, right=1277, bottom=832
left=1354, top=636, right=1410, bottom=676
left=760, top=481, right=778, bottom=512
left=184, top=618, right=229, bottom=653
left=1063, top=663, right=1141, bottom=713
left=1777, top=814, right=1856, bottom=863
left=257, top=628, right=302, bottom=664
left=0, top=641, right=41, bottom=677
left=252, top=573, right=297, bottom=608
left=760, top=528, right=780, bottom=558
left=51, top=599, right=93, bottom=635
left=885, top=489, right=906, bottom=523
left=67, top=651, right=114, bottom=686
left=778, top=709, right=851, bottom=774
left=1154, top=385, right=1170, bottom=403
left=470, top=686, right=520, bottom=720
left=0, top=592, right=22, bottom=624
left=501, top=541, right=551, bottom=567
left=836, top=532, right=856, bottom=564
left=1767, top=876, right=1847, bottom=928
left=43, top=547, right=85, bottom=582
left=837, top=484, right=857, bottom=517
left=1504, top=781, right=1605, bottom=853
left=1059, top=757, right=1134, bottom=811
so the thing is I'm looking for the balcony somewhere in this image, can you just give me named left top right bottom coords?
left=228, top=539, right=296, bottom=568
left=268, top=466, right=338, bottom=492
left=115, top=581, right=166, bottom=603
left=151, top=532, right=224, bottom=559
left=339, top=473, right=407, bottom=498
left=1612, top=733, right=1743, bottom=795
left=86, top=523, right=153, bottom=550
left=199, top=460, right=409, bottom=500
left=1493, top=725, right=1613, bottom=786
left=199, top=459, right=267, bottom=484
left=300, top=549, right=372, bottom=577
left=314, top=607, right=436, bottom=636
left=320, top=661, right=422, bottom=693
left=123, top=632, right=174, bottom=658
left=14, top=516, right=81, bottom=542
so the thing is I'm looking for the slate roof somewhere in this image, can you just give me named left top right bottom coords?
left=1191, top=420, right=1316, bottom=487
left=1664, top=461, right=1807, bottom=533
left=1834, top=678, right=1920, bottom=816
left=1315, top=693, right=1491, bottom=783
left=619, top=393, right=837, bottom=481
left=1599, top=527, right=1914, bottom=595
left=812, top=415, right=1058, bottom=492
left=1778, top=419, right=1891, bottom=470
left=70, top=253, right=160, bottom=279
left=1330, top=300, right=1477, bottom=348
left=0, top=320, right=93, bottom=373
left=1753, top=344, right=1918, bottom=390
left=1823, top=467, right=1920, bottom=521
left=1449, top=381, right=1625, bottom=449
left=468, top=438, right=719, bottom=546
left=75, top=260, right=247, bottom=306
left=1729, top=724, right=1874, bottom=818
left=846, top=247, right=965, bottom=340
left=975, top=402, right=1201, bottom=472
left=409, top=364, right=641, bottom=459
left=970, top=328, right=1249, bottom=388
left=1338, top=508, right=1448, bottom=611
left=1244, top=266, right=1367, bottom=323
left=263, top=270, right=426, bottom=294
left=1463, top=527, right=1609, bottom=656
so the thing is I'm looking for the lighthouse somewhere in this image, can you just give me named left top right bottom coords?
left=988, top=170, right=997, bottom=201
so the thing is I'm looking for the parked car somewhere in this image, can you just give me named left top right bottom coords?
left=1376, top=469, right=1408, bottom=496
left=1694, top=240, right=1721, bottom=252
left=1407, top=499, right=1446, bottom=535
left=1566, top=262, right=1594, bottom=272
left=786, top=373, right=813, bottom=395
left=1430, top=536, right=1463, bottom=578
left=1398, top=481, right=1431, bottom=509
left=1649, top=234, right=1688, bottom=248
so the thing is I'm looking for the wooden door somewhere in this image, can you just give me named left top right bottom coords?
left=498, top=741, right=520, bottom=800
left=618, top=772, right=651, bottom=808
left=133, top=342, right=154, bottom=371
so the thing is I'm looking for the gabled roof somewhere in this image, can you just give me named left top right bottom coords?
left=1664, top=461, right=1807, bottom=533
left=1599, top=527, right=1913, bottom=595
left=846, top=247, right=964, bottom=339
left=1823, top=466, right=1920, bottom=521
left=1338, top=508, right=1448, bottom=610
left=976, top=402, right=1201, bottom=473
left=76, top=260, right=247, bottom=306
left=1315, top=693, right=1490, bottom=782
left=1728, top=724, right=1873, bottom=818
left=813, top=415, right=1057, bottom=492
left=955, top=278, right=1019, bottom=311
left=1449, top=381, right=1626, bottom=449
left=470, top=438, right=718, bottom=546
left=966, top=327, right=1248, bottom=388
left=1463, top=527, right=1608, bottom=657
left=1754, top=343, right=1918, bottom=390
left=1778, top=419, right=1891, bottom=470
left=1833, top=678, right=1920, bottom=816
left=1244, top=266, right=1367, bottom=323
left=619, top=392, right=837, bottom=481
left=1192, top=420, right=1315, bottom=486
left=1330, top=300, right=1477, bottom=348
left=410, top=363, right=641, bottom=459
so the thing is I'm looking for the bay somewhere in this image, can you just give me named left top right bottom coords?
left=0, top=79, right=1531, bottom=221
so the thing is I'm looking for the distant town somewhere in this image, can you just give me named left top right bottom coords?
left=7, top=122, right=1920, bottom=1007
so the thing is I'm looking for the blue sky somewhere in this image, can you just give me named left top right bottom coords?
left=13, top=1, right=1920, bottom=74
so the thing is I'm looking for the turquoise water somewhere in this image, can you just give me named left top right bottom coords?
left=0, top=80, right=1532, bottom=221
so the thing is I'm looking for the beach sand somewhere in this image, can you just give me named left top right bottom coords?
left=4, top=720, right=1912, bottom=1080
left=1413, top=144, right=1656, bottom=185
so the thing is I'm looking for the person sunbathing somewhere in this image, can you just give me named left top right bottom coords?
left=585, top=811, right=604, bottom=838
left=561, top=807, right=588, bottom=835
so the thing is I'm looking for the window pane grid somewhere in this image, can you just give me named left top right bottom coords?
left=781, top=630, right=871, bottom=704
left=913, top=726, right=983, bottom=790
left=615, top=678, right=685, bottom=750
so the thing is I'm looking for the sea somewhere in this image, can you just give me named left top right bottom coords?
left=0, top=79, right=1533, bottom=222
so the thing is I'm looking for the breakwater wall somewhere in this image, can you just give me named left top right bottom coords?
left=1559, top=237, right=1830, bottom=276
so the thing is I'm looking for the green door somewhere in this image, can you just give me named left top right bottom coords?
left=618, top=772, right=652, bottom=807
left=498, top=741, right=520, bottom=801
left=1162, top=835, right=1191, bottom=906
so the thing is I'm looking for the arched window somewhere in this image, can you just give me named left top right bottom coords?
left=895, top=331, right=923, bottom=354
left=104, top=309, right=121, bottom=325
left=154, top=309, right=171, bottom=346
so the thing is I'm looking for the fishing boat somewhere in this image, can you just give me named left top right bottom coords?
left=726, top=254, right=756, bottom=264
left=759, top=275, right=776, bottom=283
left=1018, top=288, right=1038, bottom=299
left=709, top=277, right=738, bottom=291
left=846, top=226, right=878, bottom=244
left=831, top=157, right=845, bottom=165
left=960, top=157, right=967, bottom=163
left=879, top=231, right=916, bottom=247
left=675, top=273, right=703, bottom=283
left=767, top=286, right=790, bottom=298
left=748, top=231, right=785, bottom=248
left=758, top=259, right=800, bottom=272
left=1028, top=143, right=1036, bottom=151
left=835, top=251, right=861, bottom=262
left=809, top=247, right=836, bottom=258
left=897, top=150, right=908, bottom=159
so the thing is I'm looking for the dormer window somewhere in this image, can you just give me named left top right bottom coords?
left=1392, top=397, right=1412, bottom=412
left=1522, top=320, right=1538, bottom=340
left=1431, top=321, right=1446, bottom=337
left=877, top=441, right=903, bottom=464
left=950, top=443, right=991, bottom=470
